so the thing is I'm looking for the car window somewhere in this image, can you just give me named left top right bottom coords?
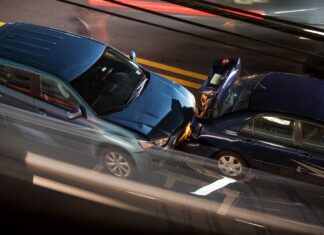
left=39, top=76, right=80, bottom=111
left=240, top=118, right=254, bottom=135
left=71, top=47, right=146, bottom=115
left=0, top=65, right=33, bottom=95
left=217, top=74, right=263, bottom=117
left=301, top=121, right=324, bottom=153
left=242, top=115, right=296, bottom=145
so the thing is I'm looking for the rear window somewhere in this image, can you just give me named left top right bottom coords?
left=216, top=74, right=264, bottom=117
left=301, top=121, right=324, bottom=153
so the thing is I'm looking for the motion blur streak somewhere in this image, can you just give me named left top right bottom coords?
left=89, top=0, right=214, bottom=16
left=127, top=191, right=156, bottom=200
left=25, top=153, right=324, bottom=234
left=33, top=175, right=146, bottom=214
left=217, top=7, right=263, bottom=20
left=234, top=219, right=265, bottom=228
left=89, top=0, right=264, bottom=17
left=274, top=8, right=318, bottom=15
left=192, top=177, right=236, bottom=196
left=304, top=28, right=324, bottom=36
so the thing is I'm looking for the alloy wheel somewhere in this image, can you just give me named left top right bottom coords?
left=104, top=151, right=131, bottom=178
left=217, top=155, right=243, bottom=177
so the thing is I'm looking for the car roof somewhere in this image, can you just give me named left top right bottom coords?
left=250, top=72, right=324, bottom=122
left=0, top=22, right=106, bottom=82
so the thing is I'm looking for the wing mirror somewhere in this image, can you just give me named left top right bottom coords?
left=130, top=50, right=137, bottom=62
left=67, top=108, right=83, bottom=120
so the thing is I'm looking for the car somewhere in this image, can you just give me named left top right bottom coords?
left=0, top=103, right=152, bottom=179
left=0, top=22, right=196, bottom=178
left=179, top=57, right=324, bottom=185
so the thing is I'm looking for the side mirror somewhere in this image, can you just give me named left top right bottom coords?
left=67, top=108, right=83, bottom=120
left=130, top=50, right=137, bottom=62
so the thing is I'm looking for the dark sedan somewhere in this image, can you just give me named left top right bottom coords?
left=179, top=58, right=324, bottom=185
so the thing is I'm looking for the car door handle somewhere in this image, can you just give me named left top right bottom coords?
left=298, top=152, right=310, bottom=158
left=243, top=139, right=255, bottom=145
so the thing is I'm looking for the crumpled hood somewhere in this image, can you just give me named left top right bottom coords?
left=102, top=72, right=195, bottom=140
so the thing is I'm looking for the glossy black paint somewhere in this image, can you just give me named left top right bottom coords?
left=181, top=58, right=324, bottom=185
left=250, top=73, right=324, bottom=122
left=181, top=110, right=324, bottom=185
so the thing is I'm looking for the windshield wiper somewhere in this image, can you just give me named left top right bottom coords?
left=99, top=105, right=128, bottom=116
left=126, top=77, right=148, bottom=105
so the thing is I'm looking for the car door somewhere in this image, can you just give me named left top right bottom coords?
left=240, top=114, right=301, bottom=177
left=295, top=121, right=324, bottom=185
left=0, top=64, right=36, bottom=113
left=31, top=75, right=99, bottom=166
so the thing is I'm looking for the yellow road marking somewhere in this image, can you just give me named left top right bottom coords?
left=137, top=57, right=207, bottom=81
left=157, top=73, right=201, bottom=89
left=0, top=21, right=6, bottom=27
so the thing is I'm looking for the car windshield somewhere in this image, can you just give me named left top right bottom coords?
left=70, top=47, right=148, bottom=115
left=214, top=74, right=264, bottom=117
left=208, top=73, right=223, bottom=88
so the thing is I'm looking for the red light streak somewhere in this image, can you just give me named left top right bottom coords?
left=89, top=0, right=214, bottom=16
left=217, top=7, right=264, bottom=20
left=89, top=0, right=265, bottom=18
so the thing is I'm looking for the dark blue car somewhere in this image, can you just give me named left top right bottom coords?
left=180, top=57, right=324, bottom=184
left=0, top=22, right=196, bottom=178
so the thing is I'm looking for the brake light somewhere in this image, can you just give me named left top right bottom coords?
left=221, top=58, right=230, bottom=66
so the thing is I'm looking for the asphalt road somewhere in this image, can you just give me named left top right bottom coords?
left=1, top=0, right=322, bottom=95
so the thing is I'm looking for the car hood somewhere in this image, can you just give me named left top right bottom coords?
left=102, top=72, right=195, bottom=140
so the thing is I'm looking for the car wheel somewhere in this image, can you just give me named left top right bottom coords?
left=215, top=151, right=247, bottom=178
left=102, top=148, right=136, bottom=178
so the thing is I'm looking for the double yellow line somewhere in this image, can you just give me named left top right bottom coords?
left=137, top=58, right=207, bottom=89
left=0, top=20, right=207, bottom=89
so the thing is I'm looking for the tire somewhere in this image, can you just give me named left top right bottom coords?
left=101, top=147, right=136, bottom=179
left=214, top=151, right=247, bottom=179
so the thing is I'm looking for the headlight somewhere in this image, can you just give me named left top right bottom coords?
left=138, top=137, right=169, bottom=149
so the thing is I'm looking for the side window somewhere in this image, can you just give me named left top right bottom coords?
left=301, top=122, right=324, bottom=153
left=39, top=76, right=80, bottom=111
left=241, top=118, right=254, bottom=135
left=242, top=115, right=296, bottom=145
left=1, top=66, right=32, bottom=95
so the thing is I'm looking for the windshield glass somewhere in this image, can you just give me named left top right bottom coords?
left=216, top=74, right=264, bottom=117
left=71, top=47, right=147, bottom=115
left=208, top=73, right=223, bottom=87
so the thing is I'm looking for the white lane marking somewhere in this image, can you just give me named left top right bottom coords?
left=191, top=177, right=236, bottom=196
